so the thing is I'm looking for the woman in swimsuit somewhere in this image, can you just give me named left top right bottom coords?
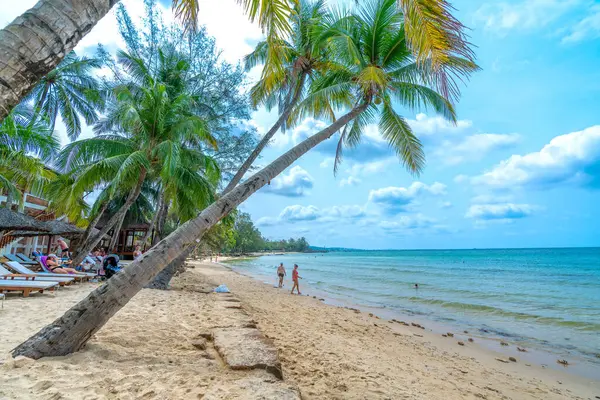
left=46, top=254, right=79, bottom=274
left=276, top=263, right=286, bottom=288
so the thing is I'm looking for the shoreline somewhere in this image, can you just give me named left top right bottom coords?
left=220, top=257, right=600, bottom=381
left=1, top=260, right=598, bottom=399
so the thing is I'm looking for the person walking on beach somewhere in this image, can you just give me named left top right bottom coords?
left=277, top=263, right=286, bottom=288
left=291, top=264, right=302, bottom=295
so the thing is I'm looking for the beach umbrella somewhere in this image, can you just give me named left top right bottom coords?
left=0, top=208, right=50, bottom=232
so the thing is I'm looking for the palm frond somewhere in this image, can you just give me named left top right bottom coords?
left=379, top=100, right=424, bottom=175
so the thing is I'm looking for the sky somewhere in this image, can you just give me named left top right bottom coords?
left=2, top=0, right=600, bottom=249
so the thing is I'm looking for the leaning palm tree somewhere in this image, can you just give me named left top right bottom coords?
left=25, top=51, right=102, bottom=140
left=223, top=0, right=332, bottom=194
left=0, top=0, right=473, bottom=123
left=13, top=0, right=477, bottom=359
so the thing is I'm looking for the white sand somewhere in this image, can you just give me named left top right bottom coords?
left=0, top=261, right=599, bottom=399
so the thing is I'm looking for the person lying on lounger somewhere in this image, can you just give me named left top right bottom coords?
left=44, top=254, right=79, bottom=274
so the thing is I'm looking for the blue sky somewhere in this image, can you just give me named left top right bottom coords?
left=2, top=0, right=600, bottom=249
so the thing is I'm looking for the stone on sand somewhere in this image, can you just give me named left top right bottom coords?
left=213, top=328, right=283, bottom=379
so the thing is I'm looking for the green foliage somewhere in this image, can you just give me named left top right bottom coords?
left=0, top=104, right=61, bottom=205
left=24, top=52, right=103, bottom=141
left=293, top=0, right=478, bottom=176
left=202, top=211, right=310, bottom=254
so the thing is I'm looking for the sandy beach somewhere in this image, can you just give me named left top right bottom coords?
left=1, top=261, right=599, bottom=399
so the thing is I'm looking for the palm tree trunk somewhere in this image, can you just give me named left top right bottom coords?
left=108, top=212, right=126, bottom=252
left=74, top=201, right=108, bottom=258
left=0, top=0, right=120, bottom=122
left=71, top=170, right=147, bottom=266
left=152, top=198, right=169, bottom=245
left=221, top=72, right=307, bottom=195
left=145, top=246, right=192, bottom=290
left=11, top=104, right=367, bottom=359
left=4, top=191, right=14, bottom=210
left=141, top=192, right=164, bottom=248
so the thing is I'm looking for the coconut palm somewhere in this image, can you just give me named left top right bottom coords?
left=0, top=104, right=60, bottom=208
left=223, top=0, right=333, bottom=194
left=25, top=52, right=102, bottom=140
left=13, top=0, right=477, bottom=359
left=61, top=48, right=219, bottom=267
left=0, top=0, right=473, bottom=125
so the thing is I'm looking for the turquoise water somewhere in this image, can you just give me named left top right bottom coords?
left=227, top=248, right=600, bottom=366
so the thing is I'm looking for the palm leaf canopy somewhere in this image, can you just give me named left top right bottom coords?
left=293, top=0, right=478, bottom=175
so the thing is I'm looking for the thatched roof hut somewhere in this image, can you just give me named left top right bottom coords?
left=11, top=219, right=84, bottom=237
left=0, top=208, right=50, bottom=232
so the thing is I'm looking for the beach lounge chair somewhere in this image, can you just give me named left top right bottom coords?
left=38, top=256, right=96, bottom=278
left=4, top=253, right=37, bottom=266
left=16, top=253, right=40, bottom=265
left=5, top=261, right=93, bottom=282
left=0, top=279, right=59, bottom=297
left=0, top=264, right=74, bottom=286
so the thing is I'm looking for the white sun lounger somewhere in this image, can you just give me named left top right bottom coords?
left=5, top=261, right=94, bottom=282
left=0, top=279, right=59, bottom=297
left=0, top=264, right=75, bottom=286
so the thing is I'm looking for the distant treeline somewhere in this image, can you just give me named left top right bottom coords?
left=202, top=211, right=309, bottom=254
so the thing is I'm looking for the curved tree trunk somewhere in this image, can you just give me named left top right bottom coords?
left=12, top=104, right=367, bottom=359
left=71, top=170, right=146, bottom=266
left=141, top=191, right=164, bottom=248
left=0, top=0, right=121, bottom=121
left=144, top=246, right=191, bottom=290
left=108, top=212, right=126, bottom=252
left=221, top=72, right=307, bottom=195
left=74, top=201, right=108, bottom=258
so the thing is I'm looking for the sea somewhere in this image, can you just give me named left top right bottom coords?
left=225, top=247, right=600, bottom=378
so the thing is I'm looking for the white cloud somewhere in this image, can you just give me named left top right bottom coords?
left=436, top=133, right=520, bottom=165
left=378, top=214, right=452, bottom=234
left=262, top=166, right=314, bottom=197
left=279, top=205, right=320, bottom=222
left=472, top=125, right=600, bottom=189
left=319, top=157, right=334, bottom=169
left=454, top=174, right=469, bottom=184
left=562, top=5, right=600, bottom=43
left=474, top=0, right=578, bottom=35
left=466, top=203, right=535, bottom=220
left=440, top=201, right=453, bottom=209
left=379, top=214, right=438, bottom=230
left=470, top=194, right=515, bottom=204
left=368, top=182, right=446, bottom=215
left=345, top=158, right=396, bottom=177
left=278, top=204, right=366, bottom=224
left=408, top=113, right=473, bottom=141
left=339, top=176, right=362, bottom=187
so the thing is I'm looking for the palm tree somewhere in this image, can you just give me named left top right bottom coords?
left=223, top=0, right=333, bottom=194
left=12, top=0, right=477, bottom=359
left=0, top=0, right=473, bottom=123
left=26, top=52, right=102, bottom=141
left=0, top=104, right=60, bottom=208
left=61, top=48, right=219, bottom=267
